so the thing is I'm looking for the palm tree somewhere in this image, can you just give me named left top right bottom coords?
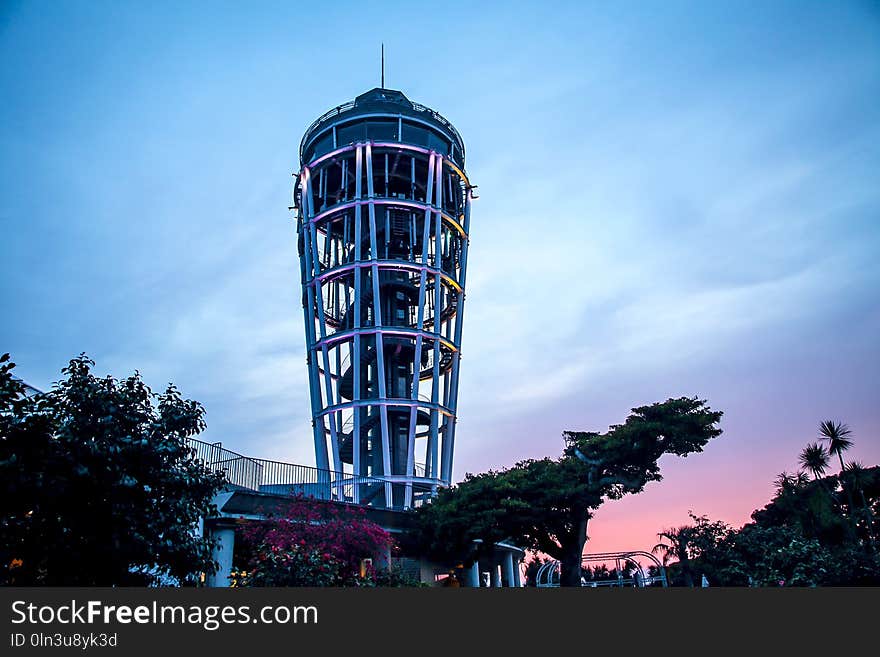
left=653, top=525, right=696, bottom=587
left=819, top=420, right=853, bottom=473
left=819, top=421, right=859, bottom=523
left=775, top=471, right=810, bottom=494
left=799, top=442, right=830, bottom=480
left=774, top=471, right=797, bottom=497
left=843, top=461, right=875, bottom=542
left=844, top=461, right=869, bottom=503
left=844, top=462, right=870, bottom=507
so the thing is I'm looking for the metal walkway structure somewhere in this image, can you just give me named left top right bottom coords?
left=535, top=552, right=668, bottom=588
left=185, top=437, right=421, bottom=509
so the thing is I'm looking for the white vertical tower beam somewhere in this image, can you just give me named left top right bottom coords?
left=365, top=143, right=394, bottom=506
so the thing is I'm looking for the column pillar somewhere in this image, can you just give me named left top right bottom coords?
left=491, top=564, right=502, bottom=588
left=503, top=551, right=519, bottom=587
left=206, top=525, right=235, bottom=588
left=464, top=561, right=480, bottom=587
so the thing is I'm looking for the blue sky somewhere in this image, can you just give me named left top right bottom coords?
left=2, top=1, right=878, bottom=550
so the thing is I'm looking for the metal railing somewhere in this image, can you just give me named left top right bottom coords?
left=299, top=98, right=466, bottom=164
left=186, top=437, right=430, bottom=509
left=534, top=551, right=668, bottom=588
left=300, top=101, right=356, bottom=154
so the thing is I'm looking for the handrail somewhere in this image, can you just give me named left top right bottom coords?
left=299, top=99, right=465, bottom=165
left=185, top=436, right=435, bottom=508
left=301, top=101, right=356, bottom=148
left=534, top=552, right=668, bottom=588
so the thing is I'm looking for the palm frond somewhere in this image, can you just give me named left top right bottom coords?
left=819, top=420, right=851, bottom=439
left=798, top=442, right=830, bottom=479
left=774, top=471, right=796, bottom=496
left=819, top=420, right=854, bottom=456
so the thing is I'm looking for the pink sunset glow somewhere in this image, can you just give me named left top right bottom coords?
left=3, top=2, right=878, bottom=566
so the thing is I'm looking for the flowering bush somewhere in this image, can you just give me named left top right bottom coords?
left=232, top=496, right=393, bottom=587
left=367, top=562, right=426, bottom=588
left=231, top=544, right=345, bottom=587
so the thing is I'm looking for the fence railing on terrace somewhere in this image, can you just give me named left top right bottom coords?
left=186, top=437, right=431, bottom=510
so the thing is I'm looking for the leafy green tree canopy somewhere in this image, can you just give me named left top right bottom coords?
left=0, top=353, right=225, bottom=585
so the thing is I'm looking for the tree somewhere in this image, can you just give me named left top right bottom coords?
left=843, top=462, right=873, bottom=521
left=413, top=397, right=723, bottom=586
left=799, top=442, right=830, bottom=480
left=0, top=354, right=225, bottom=585
left=819, top=421, right=853, bottom=474
left=650, top=427, right=880, bottom=587
left=842, top=461, right=878, bottom=547
left=653, top=512, right=731, bottom=587
left=774, top=471, right=795, bottom=497
left=753, top=472, right=848, bottom=546
left=653, top=525, right=697, bottom=586
left=773, top=471, right=809, bottom=498
left=675, top=453, right=880, bottom=585
left=722, top=524, right=833, bottom=587
left=818, top=420, right=859, bottom=530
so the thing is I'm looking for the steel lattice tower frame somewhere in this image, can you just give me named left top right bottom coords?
left=293, top=88, right=474, bottom=510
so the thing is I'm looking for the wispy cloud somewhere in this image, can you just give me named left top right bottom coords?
left=2, top=1, right=879, bottom=552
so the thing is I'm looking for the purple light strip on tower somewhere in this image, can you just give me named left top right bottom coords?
left=304, top=141, right=468, bottom=185
left=313, top=260, right=463, bottom=292
left=308, top=198, right=467, bottom=237
left=311, top=326, right=459, bottom=353
left=315, top=399, right=455, bottom=419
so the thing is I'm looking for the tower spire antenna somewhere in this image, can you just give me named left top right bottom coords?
left=381, top=43, right=385, bottom=88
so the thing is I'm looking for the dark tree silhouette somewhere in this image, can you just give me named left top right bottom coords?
left=413, top=397, right=722, bottom=586
left=0, top=353, right=225, bottom=585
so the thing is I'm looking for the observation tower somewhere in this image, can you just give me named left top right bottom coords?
left=293, top=87, right=474, bottom=509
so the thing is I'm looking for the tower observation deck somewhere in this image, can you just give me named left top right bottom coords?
left=293, top=88, right=474, bottom=510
